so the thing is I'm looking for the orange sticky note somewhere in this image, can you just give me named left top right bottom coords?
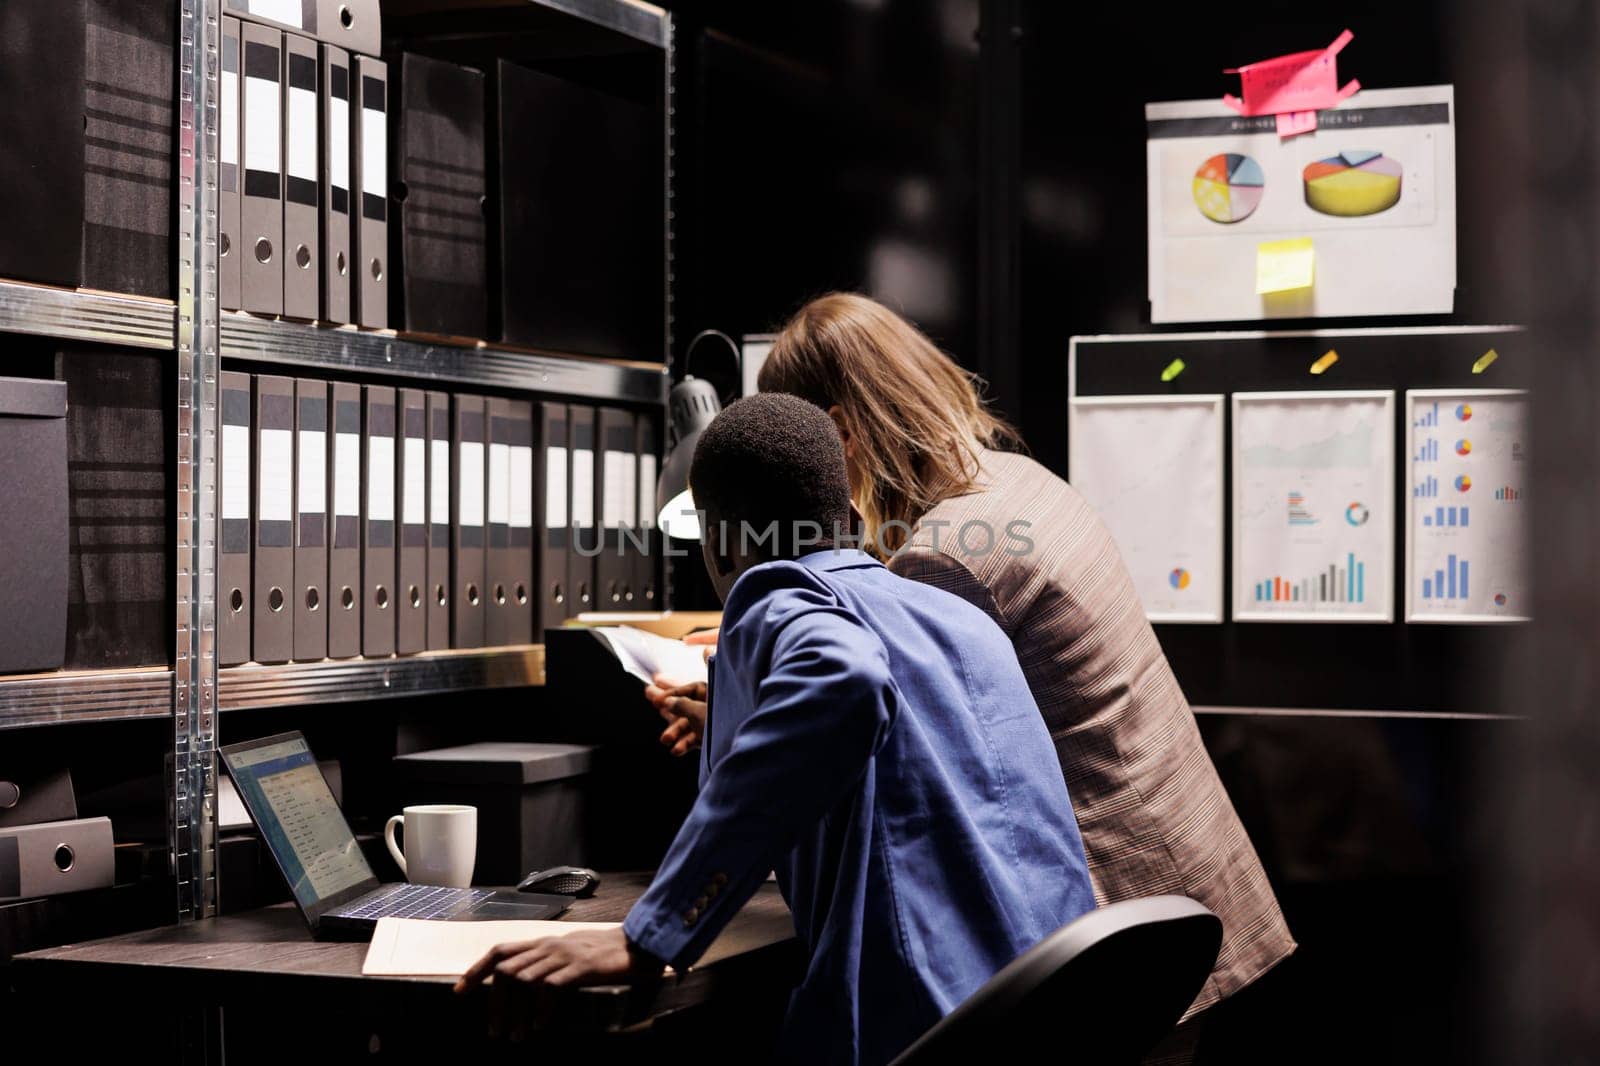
left=1256, top=238, right=1315, bottom=294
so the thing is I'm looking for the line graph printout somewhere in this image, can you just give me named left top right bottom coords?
left=1406, top=389, right=1530, bottom=622
left=1070, top=396, right=1224, bottom=622
left=1233, top=391, right=1395, bottom=621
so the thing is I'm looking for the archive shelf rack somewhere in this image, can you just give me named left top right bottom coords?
left=0, top=0, right=676, bottom=927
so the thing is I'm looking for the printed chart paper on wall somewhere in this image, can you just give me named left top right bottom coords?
left=1232, top=391, right=1395, bottom=622
left=1406, top=389, right=1530, bottom=622
left=1146, top=85, right=1456, bottom=322
left=1069, top=396, right=1225, bottom=623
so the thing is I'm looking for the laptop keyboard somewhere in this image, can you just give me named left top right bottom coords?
left=337, top=883, right=495, bottom=921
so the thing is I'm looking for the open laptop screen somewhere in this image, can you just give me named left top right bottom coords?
left=224, top=733, right=376, bottom=912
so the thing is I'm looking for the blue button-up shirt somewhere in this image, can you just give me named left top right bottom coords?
left=623, top=549, right=1095, bottom=1065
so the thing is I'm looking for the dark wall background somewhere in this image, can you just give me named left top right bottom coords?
left=660, top=4, right=1524, bottom=1061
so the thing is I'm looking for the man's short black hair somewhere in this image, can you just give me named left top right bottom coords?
left=690, top=393, right=853, bottom=558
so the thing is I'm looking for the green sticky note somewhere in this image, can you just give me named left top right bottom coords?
left=1256, top=237, right=1315, bottom=295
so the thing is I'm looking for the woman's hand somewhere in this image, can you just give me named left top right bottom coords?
left=455, top=928, right=663, bottom=1041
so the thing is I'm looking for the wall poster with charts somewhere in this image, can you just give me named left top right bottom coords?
left=1069, top=395, right=1225, bottom=623
left=1405, top=389, right=1530, bottom=623
left=1232, top=390, right=1395, bottom=622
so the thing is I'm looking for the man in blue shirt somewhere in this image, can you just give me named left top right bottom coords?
left=457, top=394, right=1095, bottom=1064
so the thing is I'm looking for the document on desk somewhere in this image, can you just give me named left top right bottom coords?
left=363, top=917, right=620, bottom=976
left=593, top=625, right=709, bottom=686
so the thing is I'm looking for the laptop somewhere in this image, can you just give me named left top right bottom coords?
left=220, top=731, right=571, bottom=940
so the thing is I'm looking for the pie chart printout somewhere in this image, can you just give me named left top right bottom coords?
left=1193, top=153, right=1265, bottom=224
left=1303, top=150, right=1404, bottom=217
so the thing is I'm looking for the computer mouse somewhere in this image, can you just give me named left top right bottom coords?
left=516, top=866, right=601, bottom=898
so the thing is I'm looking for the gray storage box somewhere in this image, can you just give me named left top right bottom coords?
left=0, top=378, right=68, bottom=672
left=393, top=742, right=596, bottom=885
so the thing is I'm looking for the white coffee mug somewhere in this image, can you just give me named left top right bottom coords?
left=384, top=804, right=477, bottom=887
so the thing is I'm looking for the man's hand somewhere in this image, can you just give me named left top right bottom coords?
left=643, top=629, right=716, bottom=757
left=645, top=676, right=707, bottom=756
left=454, top=928, right=664, bottom=1040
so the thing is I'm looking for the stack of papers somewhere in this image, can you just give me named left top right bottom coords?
left=592, top=625, right=709, bottom=686
left=362, top=917, right=622, bottom=976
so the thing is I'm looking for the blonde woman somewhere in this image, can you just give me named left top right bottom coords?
left=647, top=293, right=1293, bottom=1056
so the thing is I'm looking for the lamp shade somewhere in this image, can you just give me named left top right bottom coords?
left=656, top=376, right=722, bottom=539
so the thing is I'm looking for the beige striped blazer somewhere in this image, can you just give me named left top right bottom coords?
left=890, top=449, right=1294, bottom=1017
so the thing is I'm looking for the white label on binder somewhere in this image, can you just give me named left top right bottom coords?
left=259, top=428, right=293, bottom=522
left=298, top=429, right=326, bottom=514
left=334, top=431, right=360, bottom=517
left=222, top=67, right=239, bottom=167
left=488, top=443, right=510, bottom=526
left=330, top=95, right=349, bottom=192
left=510, top=446, right=534, bottom=529
left=223, top=424, right=250, bottom=519
left=459, top=442, right=485, bottom=528
left=545, top=446, right=567, bottom=529
left=245, top=72, right=280, bottom=173
left=288, top=85, right=316, bottom=181
left=621, top=456, right=637, bottom=527
left=602, top=451, right=626, bottom=528
left=362, top=99, right=386, bottom=197
left=249, top=0, right=304, bottom=28
left=368, top=435, right=395, bottom=521
left=571, top=449, right=595, bottom=528
left=638, top=454, right=658, bottom=530
left=404, top=437, right=425, bottom=526
left=430, top=439, right=448, bottom=525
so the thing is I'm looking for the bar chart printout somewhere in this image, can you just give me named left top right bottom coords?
left=1069, top=396, right=1225, bottom=622
left=1233, top=391, right=1395, bottom=621
left=1407, top=389, right=1530, bottom=621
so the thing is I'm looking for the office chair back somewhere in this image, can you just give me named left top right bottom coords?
left=890, top=895, right=1222, bottom=1066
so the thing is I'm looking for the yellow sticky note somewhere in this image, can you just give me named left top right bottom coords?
left=1256, top=237, right=1315, bottom=295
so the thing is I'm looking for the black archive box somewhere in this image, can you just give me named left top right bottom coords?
left=0, top=377, right=69, bottom=673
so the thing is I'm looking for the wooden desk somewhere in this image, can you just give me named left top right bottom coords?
left=10, top=873, right=800, bottom=1064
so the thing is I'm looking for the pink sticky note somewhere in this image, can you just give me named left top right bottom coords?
left=1277, top=110, right=1318, bottom=138
left=1223, top=29, right=1360, bottom=118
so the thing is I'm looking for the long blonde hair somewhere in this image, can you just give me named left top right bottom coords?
left=758, top=293, right=1018, bottom=554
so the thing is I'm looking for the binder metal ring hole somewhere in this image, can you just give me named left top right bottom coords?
left=337, top=251, right=347, bottom=276
left=54, top=844, right=75, bottom=873
left=467, top=583, right=480, bottom=606
left=494, top=583, right=506, bottom=606
left=254, top=238, right=273, bottom=263
left=515, top=583, right=528, bottom=605
left=0, top=782, right=19, bottom=809
left=371, top=258, right=383, bottom=281
left=607, top=581, right=620, bottom=604
left=306, top=587, right=320, bottom=612
left=624, top=585, right=634, bottom=603
left=435, top=584, right=447, bottom=607
left=296, top=244, right=311, bottom=269
left=644, top=584, right=655, bottom=601
left=268, top=587, right=285, bottom=613
left=341, top=586, right=355, bottom=610
left=229, top=588, right=244, bottom=613
left=552, top=584, right=564, bottom=605
left=220, top=232, right=231, bottom=257
left=339, top=4, right=354, bottom=28
left=375, top=586, right=389, bottom=609
left=578, top=582, right=590, bottom=604
left=409, top=585, right=421, bottom=609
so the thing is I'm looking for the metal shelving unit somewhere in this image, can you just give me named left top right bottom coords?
left=0, top=279, right=176, bottom=352
left=219, top=645, right=545, bottom=712
left=0, top=669, right=175, bottom=730
left=221, top=313, right=666, bottom=404
left=0, top=0, right=672, bottom=925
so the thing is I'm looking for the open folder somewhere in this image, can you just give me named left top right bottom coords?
left=363, top=917, right=620, bottom=977
left=592, top=626, right=709, bottom=687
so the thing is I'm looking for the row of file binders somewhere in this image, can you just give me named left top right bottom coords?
left=220, top=15, right=389, bottom=326
left=218, top=371, right=662, bottom=666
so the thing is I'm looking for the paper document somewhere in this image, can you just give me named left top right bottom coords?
left=594, top=625, right=709, bottom=686
left=363, top=917, right=622, bottom=976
